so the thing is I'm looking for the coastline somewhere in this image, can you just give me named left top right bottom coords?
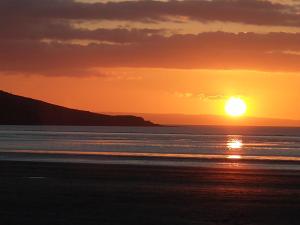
left=1, top=150, right=300, bottom=171
left=1, top=160, right=300, bottom=225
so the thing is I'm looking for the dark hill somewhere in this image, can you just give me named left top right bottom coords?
left=0, top=90, right=156, bottom=126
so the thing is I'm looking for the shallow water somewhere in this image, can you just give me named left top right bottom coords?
left=0, top=125, right=300, bottom=170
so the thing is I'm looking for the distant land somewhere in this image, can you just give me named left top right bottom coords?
left=107, top=113, right=300, bottom=127
left=0, top=90, right=156, bottom=126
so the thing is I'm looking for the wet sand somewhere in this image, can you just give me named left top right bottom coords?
left=0, top=160, right=300, bottom=225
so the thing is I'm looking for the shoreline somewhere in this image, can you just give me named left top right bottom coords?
left=0, top=160, right=300, bottom=224
left=1, top=151, right=300, bottom=172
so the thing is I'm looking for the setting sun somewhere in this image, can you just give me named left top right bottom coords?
left=225, top=97, right=247, bottom=117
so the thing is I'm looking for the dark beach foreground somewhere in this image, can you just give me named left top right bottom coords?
left=0, top=161, right=300, bottom=225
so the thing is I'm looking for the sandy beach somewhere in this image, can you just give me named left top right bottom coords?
left=0, top=160, right=299, bottom=225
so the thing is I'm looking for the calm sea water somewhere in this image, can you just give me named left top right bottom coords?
left=0, top=125, right=300, bottom=170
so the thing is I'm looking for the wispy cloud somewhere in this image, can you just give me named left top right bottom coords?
left=174, top=92, right=227, bottom=101
left=1, top=0, right=300, bottom=26
left=2, top=32, right=300, bottom=76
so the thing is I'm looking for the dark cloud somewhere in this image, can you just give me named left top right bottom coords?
left=0, top=19, right=164, bottom=43
left=0, top=0, right=300, bottom=27
left=1, top=32, right=300, bottom=76
left=1, top=0, right=300, bottom=76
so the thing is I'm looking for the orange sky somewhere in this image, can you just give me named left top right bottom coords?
left=1, top=0, right=300, bottom=125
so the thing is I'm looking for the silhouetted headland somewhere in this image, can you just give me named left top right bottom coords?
left=0, top=90, right=157, bottom=126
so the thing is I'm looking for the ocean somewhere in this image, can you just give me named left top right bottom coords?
left=1, top=125, right=300, bottom=170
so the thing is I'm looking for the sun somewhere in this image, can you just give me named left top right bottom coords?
left=225, top=97, right=247, bottom=117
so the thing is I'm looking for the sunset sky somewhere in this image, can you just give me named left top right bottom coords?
left=1, top=0, right=300, bottom=124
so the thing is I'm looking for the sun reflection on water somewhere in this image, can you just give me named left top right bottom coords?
left=226, top=155, right=242, bottom=159
left=227, top=136, right=243, bottom=160
left=227, top=138, right=243, bottom=149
